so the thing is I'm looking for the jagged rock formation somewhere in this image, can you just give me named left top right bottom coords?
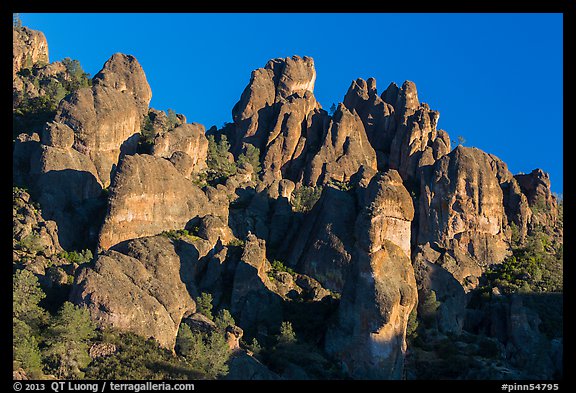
left=13, top=25, right=562, bottom=380
left=325, top=170, right=417, bottom=379
left=55, top=53, right=152, bottom=187
left=343, top=78, right=450, bottom=186
left=71, top=236, right=199, bottom=350
left=13, top=26, right=49, bottom=78
left=231, top=55, right=325, bottom=184
left=305, top=104, right=377, bottom=185
left=515, top=169, right=559, bottom=229
left=98, top=154, right=211, bottom=250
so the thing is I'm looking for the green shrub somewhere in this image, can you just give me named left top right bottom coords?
left=327, top=179, right=353, bottom=191
left=176, top=323, right=230, bottom=379
left=161, top=229, right=201, bottom=242
left=86, top=331, right=201, bottom=380
left=13, top=57, right=90, bottom=138
left=270, top=260, right=296, bottom=276
left=215, top=309, right=235, bottom=330
left=17, top=233, right=44, bottom=254
left=58, top=249, right=93, bottom=265
left=482, top=226, right=562, bottom=294
left=237, top=143, right=261, bottom=176
left=195, top=292, right=214, bottom=321
left=227, top=238, right=245, bottom=248
left=291, top=186, right=322, bottom=213
left=206, top=134, right=237, bottom=183
left=43, top=302, right=96, bottom=379
left=277, top=321, right=297, bottom=345
left=13, top=269, right=47, bottom=329
left=13, top=319, right=44, bottom=378
left=420, top=290, right=440, bottom=327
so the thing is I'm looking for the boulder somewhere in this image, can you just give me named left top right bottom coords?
left=152, top=123, right=208, bottom=175
left=71, top=236, right=199, bottom=350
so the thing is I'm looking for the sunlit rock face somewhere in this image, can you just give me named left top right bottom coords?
left=55, top=53, right=152, bottom=187
left=98, top=154, right=210, bottom=250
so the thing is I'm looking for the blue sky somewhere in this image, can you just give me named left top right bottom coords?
left=20, top=13, right=563, bottom=193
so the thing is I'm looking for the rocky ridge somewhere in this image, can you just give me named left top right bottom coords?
left=12, top=26, right=562, bottom=380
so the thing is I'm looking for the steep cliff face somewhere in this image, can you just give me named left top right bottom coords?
left=98, top=154, right=211, bottom=250
left=287, top=187, right=357, bottom=292
left=417, top=146, right=511, bottom=283
left=231, top=56, right=323, bottom=184
left=325, top=170, right=417, bottom=379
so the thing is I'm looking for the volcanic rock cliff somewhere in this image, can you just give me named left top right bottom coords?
left=13, top=26, right=562, bottom=380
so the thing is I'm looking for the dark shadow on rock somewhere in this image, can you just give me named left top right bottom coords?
left=13, top=136, right=41, bottom=188
left=32, top=169, right=104, bottom=251
left=286, top=186, right=356, bottom=293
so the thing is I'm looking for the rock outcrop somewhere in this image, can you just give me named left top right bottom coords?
left=230, top=234, right=283, bottom=336
left=417, top=146, right=511, bottom=283
left=13, top=187, right=62, bottom=261
left=151, top=123, right=208, bottom=177
left=13, top=26, right=49, bottom=78
left=71, top=235, right=199, bottom=350
left=305, top=104, right=377, bottom=185
left=55, top=53, right=152, bottom=187
left=326, top=170, right=417, bottom=379
left=98, top=154, right=211, bottom=250
left=342, top=78, right=450, bottom=185
left=515, top=169, right=559, bottom=228
left=231, top=56, right=325, bottom=184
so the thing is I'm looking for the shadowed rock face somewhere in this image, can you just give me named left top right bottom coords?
left=55, top=53, right=152, bottom=187
left=287, top=187, right=357, bottom=292
left=98, top=154, right=210, bottom=250
left=326, top=170, right=417, bottom=379
left=71, top=236, right=199, bottom=350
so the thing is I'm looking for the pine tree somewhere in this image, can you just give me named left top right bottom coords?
left=44, top=302, right=96, bottom=379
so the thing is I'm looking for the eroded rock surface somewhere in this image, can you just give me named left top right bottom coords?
left=98, top=154, right=210, bottom=250
left=326, top=170, right=417, bottom=379
left=71, top=236, right=199, bottom=350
